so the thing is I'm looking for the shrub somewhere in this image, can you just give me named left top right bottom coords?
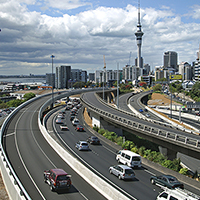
left=122, top=141, right=135, bottom=150
left=147, top=151, right=159, bottom=162
left=179, top=168, right=188, bottom=175
left=116, top=136, right=123, bottom=146
left=131, top=147, right=138, bottom=153
left=138, top=146, right=146, bottom=156
left=103, top=131, right=117, bottom=142
left=98, top=128, right=106, bottom=135
left=93, top=126, right=99, bottom=132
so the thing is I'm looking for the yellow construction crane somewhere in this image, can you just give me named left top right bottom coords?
left=103, top=55, right=106, bottom=69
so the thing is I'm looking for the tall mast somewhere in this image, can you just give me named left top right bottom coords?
left=135, top=0, right=144, bottom=69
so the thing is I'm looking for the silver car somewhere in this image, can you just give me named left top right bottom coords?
left=75, top=141, right=89, bottom=151
left=109, top=165, right=135, bottom=180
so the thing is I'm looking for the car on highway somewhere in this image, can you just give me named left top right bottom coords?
left=56, top=118, right=63, bottom=124
left=109, top=165, right=135, bottom=180
left=57, top=114, right=65, bottom=119
left=70, top=115, right=76, bottom=121
left=44, top=168, right=71, bottom=191
left=72, top=118, right=80, bottom=126
left=75, top=125, right=84, bottom=132
left=87, top=136, right=100, bottom=145
left=146, top=113, right=150, bottom=118
left=196, top=112, right=200, bottom=116
left=75, top=141, right=89, bottom=151
left=60, top=124, right=69, bottom=130
left=150, top=174, right=184, bottom=189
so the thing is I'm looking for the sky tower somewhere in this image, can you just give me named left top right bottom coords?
left=135, top=0, right=144, bottom=69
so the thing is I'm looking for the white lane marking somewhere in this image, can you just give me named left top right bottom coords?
left=14, top=107, right=47, bottom=200
left=144, top=169, right=156, bottom=176
left=3, top=132, right=15, bottom=137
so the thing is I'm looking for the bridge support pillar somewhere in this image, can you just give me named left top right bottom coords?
left=158, top=146, right=177, bottom=160
left=100, top=117, right=123, bottom=136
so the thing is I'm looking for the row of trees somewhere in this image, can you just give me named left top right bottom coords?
left=93, top=126, right=198, bottom=179
left=152, top=81, right=200, bottom=102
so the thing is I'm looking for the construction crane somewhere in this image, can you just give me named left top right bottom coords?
left=197, top=43, right=200, bottom=61
left=103, top=55, right=106, bottom=69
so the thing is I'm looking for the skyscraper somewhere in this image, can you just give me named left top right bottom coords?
left=135, top=0, right=144, bottom=70
left=163, top=51, right=178, bottom=71
left=55, top=65, right=71, bottom=89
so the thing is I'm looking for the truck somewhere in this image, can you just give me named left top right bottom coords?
left=44, top=168, right=71, bottom=192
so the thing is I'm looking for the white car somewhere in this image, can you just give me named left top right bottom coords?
left=75, top=141, right=89, bottom=151
left=60, top=124, right=68, bottom=130
left=109, top=165, right=135, bottom=180
left=72, top=118, right=79, bottom=126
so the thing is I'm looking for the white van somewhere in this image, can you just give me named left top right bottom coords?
left=116, top=150, right=141, bottom=168
left=156, top=187, right=200, bottom=200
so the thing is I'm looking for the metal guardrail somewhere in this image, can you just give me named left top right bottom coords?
left=80, top=94, right=200, bottom=151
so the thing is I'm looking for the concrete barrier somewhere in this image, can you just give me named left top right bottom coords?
left=38, top=108, right=132, bottom=200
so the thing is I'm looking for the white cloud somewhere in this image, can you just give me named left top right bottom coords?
left=192, top=5, right=200, bottom=19
left=44, top=0, right=91, bottom=10
left=0, top=1, right=199, bottom=75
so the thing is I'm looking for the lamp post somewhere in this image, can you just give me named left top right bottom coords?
left=169, top=71, right=173, bottom=118
left=117, top=62, right=119, bottom=108
left=51, top=55, right=55, bottom=108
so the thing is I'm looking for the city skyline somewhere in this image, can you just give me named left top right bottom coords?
left=0, top=0, right=199, bottom=75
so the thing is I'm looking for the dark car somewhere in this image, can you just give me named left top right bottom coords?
left=150, top=174, right=184, bottom=189
left=87, top=136, right=100, bottom=145
left=196, top=112, right=200, bottom=116
left=75, top=125, right=84, bottom=132
left=139, top=109, right=143, bottom=113
left=44, top=168, right=71, bottom=191
left=70, top=115, right=76, bottom=121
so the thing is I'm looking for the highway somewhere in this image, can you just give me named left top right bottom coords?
left=120, top=92, right=200, bottom=173
left=79, top=92, right=200, bottom=196
left=1, top=90, right=200, bottom=200
left=2, top=94, right=106, bottom=200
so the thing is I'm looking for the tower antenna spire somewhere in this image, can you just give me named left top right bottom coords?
left=138, top=0, right=141, bottom=25
left=135, top=0, right=144, bottom=69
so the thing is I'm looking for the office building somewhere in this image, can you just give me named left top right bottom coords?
left=194, top=45, right=200, bottom=81
left=55, top=65, right=71, bottom=89
left=122, top=65, right=139, bottom=82
left=179, top=62, right=193, bottom=81
left=46, top=73, right=55, bottom=88
left=88, top=73, right=95, bottom=82
left=71, top=69, right=87, bottom=83
left=163, top=51, right=178, bottom=71
left=155, top=67, right=169, bottom=81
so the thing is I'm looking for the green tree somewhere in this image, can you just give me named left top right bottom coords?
left=153, top=84, right=162, bottom=92
left=122, top=141, right=135, bottom=150
left=6, top=99, right=23, bottom=107
left=23, top=92, right=36, bottom=101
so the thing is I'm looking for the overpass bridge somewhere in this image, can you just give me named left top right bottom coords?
left=81, top=90, right=200, bottom=160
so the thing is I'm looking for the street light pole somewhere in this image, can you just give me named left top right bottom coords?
left=117, top=62, right=119, bottom=108
left=51, top=55, right=55, bottom=108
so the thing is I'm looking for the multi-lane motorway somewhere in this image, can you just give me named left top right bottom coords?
left=2, top=90, right=200, bottom=200
left=2, top=95, right=106, bottom=200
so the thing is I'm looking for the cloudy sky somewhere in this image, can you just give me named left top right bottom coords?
left=0, top=0, right=200, bottom=75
